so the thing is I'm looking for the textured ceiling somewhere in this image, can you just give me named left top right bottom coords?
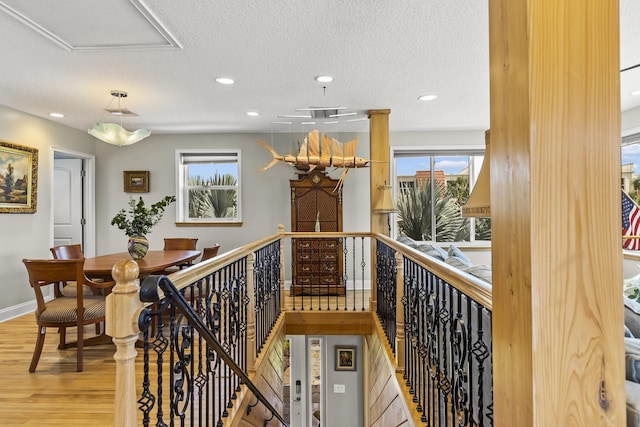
left=0, top=0, right=638, bottom=136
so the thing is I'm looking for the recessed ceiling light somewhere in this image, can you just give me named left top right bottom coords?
left=49, top=112, right=64, bottom=118
left=632, top=89, right=640, bottom=96
left=301, top=121, right=316, bottom=125
left=315, top=75, right=334, bottom=83
left=347, top=117, right=368, bottom=122
left=246, top=111, right=259, bottom=116
left=324, top=121, right=339, bottom=124
left=272, top=121, right=293, bottom=125
left=215, top=77, right=235, bottom=85
left=278, top=114, right=312, bottom=118
left=418, top=94, right=438, bottom=102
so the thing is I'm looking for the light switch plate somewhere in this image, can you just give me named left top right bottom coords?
left=333, top=384, right=346, bottom=393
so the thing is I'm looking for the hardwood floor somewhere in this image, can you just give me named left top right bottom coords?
left=0, top=314, right=117, bottom=426
left=0, top=290, right=372, bottom=426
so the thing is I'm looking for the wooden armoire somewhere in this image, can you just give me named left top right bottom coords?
left=290, top=170, right=344, bottom=296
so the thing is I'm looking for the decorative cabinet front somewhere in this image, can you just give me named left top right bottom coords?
left=290, top=171, right=344, bottom=296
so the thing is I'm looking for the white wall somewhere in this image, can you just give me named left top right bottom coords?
left=0, top=105, right=96, bottom=317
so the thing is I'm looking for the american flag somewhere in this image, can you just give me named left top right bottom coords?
left=622, top=190, right=640, bottom=250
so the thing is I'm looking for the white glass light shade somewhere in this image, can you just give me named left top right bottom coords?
left=88, top=122, right=151, bottom=146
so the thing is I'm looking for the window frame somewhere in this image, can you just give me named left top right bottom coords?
left=391, top=145, right=489, bottom=244
left=175, top=148, right=242, bottom=225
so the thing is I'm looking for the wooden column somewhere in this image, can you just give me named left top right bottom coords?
left=369, top=109, right=391, bottom=236
left=489, top=0, right=624, bottom=425
left=369, top=109, right=391, bottom=309
left=106, top=260, right=144, bottom=427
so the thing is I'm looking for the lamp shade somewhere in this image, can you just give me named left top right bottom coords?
left=88, top=122, right=151, bottom=146
left=462, top=130, right=491, bottom=217
left=87, top=90, right=150, bottom=146
left=373, top=184, right=397, bottom=213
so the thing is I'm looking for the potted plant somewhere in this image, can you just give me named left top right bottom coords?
left=110, top=195, right=176, bottom=259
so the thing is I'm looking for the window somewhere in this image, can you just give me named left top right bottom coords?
left=392, top=148, right=491, bottom=243
left=176, top=149, right=241, bottom=223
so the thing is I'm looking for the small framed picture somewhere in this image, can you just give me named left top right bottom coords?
left=123, top=170, right=149, bottom=193
left=335, top=345, right=356, bottom=371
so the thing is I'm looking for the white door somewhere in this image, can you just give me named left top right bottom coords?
left=53, top=158, right=84, bottom=247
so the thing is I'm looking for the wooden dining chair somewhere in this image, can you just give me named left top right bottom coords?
left=201, top=244, right=220, bottom=262
left=22, top=258, right=114, bottom=372
left=163, top=238, right=199, bottom=271
left=49, top=244, right=95, bottom=297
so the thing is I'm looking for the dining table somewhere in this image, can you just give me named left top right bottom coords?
left=83, top=249, right=201, bottom=280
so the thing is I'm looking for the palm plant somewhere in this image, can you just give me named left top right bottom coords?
left=188, top=173, right=237, bottom=219
left=396, top=178, right=464, bottom=241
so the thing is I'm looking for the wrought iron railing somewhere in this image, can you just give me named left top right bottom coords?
left=107, top=229, right=494, bottom=426
left=138, top=272, right=288, bottom=427
left=375, top=240, right=398, bottom=355
left=375, top=237, right=494, bottom=427
left=253, top=240, right=282, bottom=354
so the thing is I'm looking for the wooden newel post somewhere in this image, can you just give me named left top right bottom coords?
left=106, top=259, right=143, bottom=427
left=246, top=251, right=257, bottom=373
left=394, top=251, right=405, bottom=372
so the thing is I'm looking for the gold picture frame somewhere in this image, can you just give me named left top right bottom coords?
left=335, top=345, right=356, bottom=371
left=0, top=140, right=38, bottom=213
left=123, top=170, right=149, bottom=193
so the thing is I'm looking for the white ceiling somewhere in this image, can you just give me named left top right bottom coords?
left=0, top=0, right=639, bottom=135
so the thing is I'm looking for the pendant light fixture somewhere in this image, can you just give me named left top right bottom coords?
left=88, top=90, right=150, bottom=146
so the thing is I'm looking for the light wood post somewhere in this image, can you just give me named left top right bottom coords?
left=489, top=0, right=624, bottom=425
left=369, top=109, right=391, bottom=236
left=394, top=251, right=405, bottom=372
left=369, top=109, right=391, bottom=309
left=106, top=259, right=143, bottom=427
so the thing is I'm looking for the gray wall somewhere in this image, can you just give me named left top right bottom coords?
left=3, top=104, right=640, bottom=318
left=0, top=105, right=96, bottom=316
left=323, top=335, right=363, bottom=427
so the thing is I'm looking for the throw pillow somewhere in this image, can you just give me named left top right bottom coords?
left=397, top=235, right=418, bottom=248
left=464, top=265, right=492, bottom=283
left=447, top=245, right=473, bottom=266
left=446, top=255, right=473, bottom=269
left=626, top=337, right=640, bottom=383
left=625, top=297, right=640, bottom=339
left=416, top=243, right=448, bottom=261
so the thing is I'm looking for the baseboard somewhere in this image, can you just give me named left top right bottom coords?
left=0, top=299, right=38, bottom=322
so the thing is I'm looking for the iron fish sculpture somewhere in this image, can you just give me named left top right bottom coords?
left=257, top=129, right=374, bottom=192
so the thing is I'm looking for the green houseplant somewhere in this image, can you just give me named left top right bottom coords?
left=111, top=195, right=175, bottom=259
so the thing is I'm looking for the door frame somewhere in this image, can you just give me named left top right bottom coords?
left=50, top=147, right=96, bottom=257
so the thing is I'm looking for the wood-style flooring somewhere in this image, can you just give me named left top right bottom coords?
left=0, top=290, right=372, bottom=426
left=0, top=314, right=117, bottom=426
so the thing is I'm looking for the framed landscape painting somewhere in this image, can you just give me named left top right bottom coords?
left=0, top=140, right=38, bottom=213
left=124, top=170, right=150, bottom=193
